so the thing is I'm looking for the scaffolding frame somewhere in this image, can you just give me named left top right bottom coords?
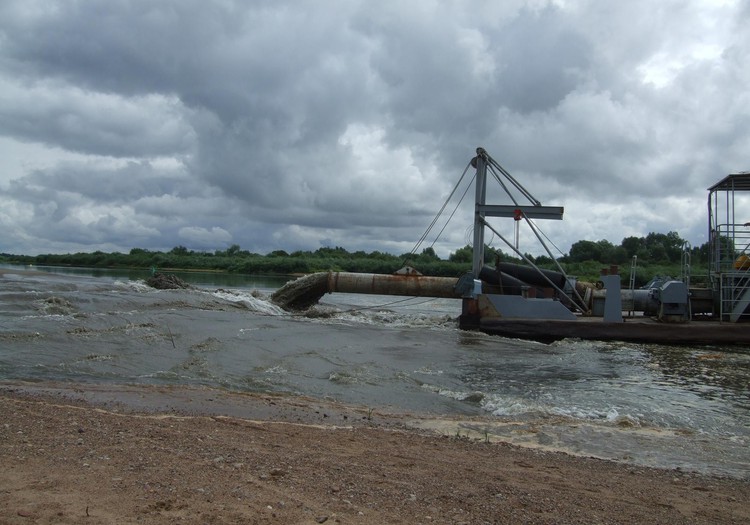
left=707, top=173, right=750, bottom=322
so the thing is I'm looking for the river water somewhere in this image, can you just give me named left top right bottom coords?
left=1, top=265, right=748, bottom=478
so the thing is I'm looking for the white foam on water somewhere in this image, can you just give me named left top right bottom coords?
left=426, top=385, right=648, bottom=427
left=114, top=279, right=153, bottom=293
left=263, top=365, right=288, bottom=375
left=421, top=385, right=485, bottom=404
left=211, top=289, right=287, bottom=316
left=481, top=394, right=551, bottom=417
left=307, top=307, right=457, bottom=332
left=413, top=366, right=444, bottom=376
left=547, top=404, right=643, bottom=426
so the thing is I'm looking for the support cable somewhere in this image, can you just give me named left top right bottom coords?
left=485, top=154, right=541, bottom=206
left=428, top=172, right=475, bottom=251
left=519, top=212, right=588, bottom=311
left=486, top=163, right=520, bottom=206
left=409, top=160, right=473, bottom=256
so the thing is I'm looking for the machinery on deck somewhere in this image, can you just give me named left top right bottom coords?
left=273, top=147, right=750, bottom=344
left=456, top=148, right=749, bottom=334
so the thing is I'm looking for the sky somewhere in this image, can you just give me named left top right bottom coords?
left=1, top=0, right=748, bottom=259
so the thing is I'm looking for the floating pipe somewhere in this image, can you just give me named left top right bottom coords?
left=327, top=272, right=462, bottom=298
left=271, top=271, right=462, bottom=310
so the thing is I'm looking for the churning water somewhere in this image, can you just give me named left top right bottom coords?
left=1, top=265, right=748, bottom=478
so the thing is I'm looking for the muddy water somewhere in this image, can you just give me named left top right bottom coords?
left=1, top=265, right=748, bottom=478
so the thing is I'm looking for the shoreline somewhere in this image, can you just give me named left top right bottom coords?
left=2, top=382, right=748, bottom=524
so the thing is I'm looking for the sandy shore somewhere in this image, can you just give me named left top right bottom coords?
left=1, top=383, right=748, bottom=524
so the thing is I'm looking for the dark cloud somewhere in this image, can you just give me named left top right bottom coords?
left=493, top=6, right=593, bottom=113
left=0, top=0, right=747, bottom=257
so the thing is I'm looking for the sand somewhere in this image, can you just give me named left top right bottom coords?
left=1, top=383, right=748, bottom=524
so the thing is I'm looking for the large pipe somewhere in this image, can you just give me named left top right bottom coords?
left=590, top=288, right=656, bottom=316
left=496, top=262, right=567, bottom=288
left=478, top=266, right=528, bottom=295
left=327, top=272, right=462, bottom=298
left=271, top=271, right=462, bottom=310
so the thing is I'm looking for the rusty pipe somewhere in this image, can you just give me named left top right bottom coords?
left=327, top=272, right=462, bottom=299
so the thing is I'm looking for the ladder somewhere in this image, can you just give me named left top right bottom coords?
left=627, top=255, right=637, bottom=317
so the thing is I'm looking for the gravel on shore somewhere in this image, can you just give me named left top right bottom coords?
left=1, top=383, right=748, bottom=524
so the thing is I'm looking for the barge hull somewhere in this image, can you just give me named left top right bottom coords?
left=479, top=317, right=750, bottom=346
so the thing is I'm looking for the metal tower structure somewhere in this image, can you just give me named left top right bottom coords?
left=707, top=173, right=750, bottom=321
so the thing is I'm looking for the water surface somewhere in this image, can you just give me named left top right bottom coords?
left=1, top=265, right=747, bottom=478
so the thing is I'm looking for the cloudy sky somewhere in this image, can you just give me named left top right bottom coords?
left=1, top=0, right=748, bottom=259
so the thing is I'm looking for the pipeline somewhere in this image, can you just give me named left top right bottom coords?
left=328, top=272, right=461, bottom=298
left=271, top=271, right=462, bottom=310
left=273, top=265, right=569, bottom=311
left=479, top=266, right=534, bottom=296
left=491, top=263, right=566, bottom=289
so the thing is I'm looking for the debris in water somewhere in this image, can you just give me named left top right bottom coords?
left=36, top=296, right=76, bottom=315
left=146, top=273, right=192, bottom=290
left=271, top=273, right=330, bottom=310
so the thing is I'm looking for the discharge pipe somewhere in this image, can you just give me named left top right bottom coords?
left=327, top=272, right=462, bottom=298
left=271, top=271, right=463, bottom=310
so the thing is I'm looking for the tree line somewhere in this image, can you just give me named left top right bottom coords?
left=0, top=230, right=710, bottom=286
left=564, top=231, right=703, bottom=265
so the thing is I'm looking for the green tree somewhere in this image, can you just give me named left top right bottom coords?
left=534, top=254, right=554, bottom=265
left=569, top=240, right=601, bottom=262
left=610, top=246, right=629, bottom=264
left=449, top=245, right=473, bottom=263
left=643, top=231, right=685, bottom=263
left=621, top=236, right=643, bottom=258
left=221, top=244, right=242, bottom=257
left=569, top=239, right=625, bottom=263
left=419, top=247, right=440, bottom=260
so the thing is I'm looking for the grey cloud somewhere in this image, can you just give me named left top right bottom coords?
left=0, top=0, right=747, bottom=257
left=178, top=226, right=232, bottom=249
left=493, top=6, right=593, bottom=113
left=0, top=83, right=194, bottom=157
left=9, top=161, right=187, bottom=203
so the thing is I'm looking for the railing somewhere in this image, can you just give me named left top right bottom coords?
left=680, top=242, right=692, bottom=320
left=711, top=223, right=750, bottom=274
left=719, top=271, right=750, bottom=322
left=681, top=241, right=691, bottom=287
left=624, top=255, right=637, bottom=316
left=712, top=223, right=750, bottom=322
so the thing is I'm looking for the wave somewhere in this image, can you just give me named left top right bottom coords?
left=210, top=289, right=287, bottom=316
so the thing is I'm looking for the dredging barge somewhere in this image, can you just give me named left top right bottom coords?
left=273, top=148, right=750, bottom=345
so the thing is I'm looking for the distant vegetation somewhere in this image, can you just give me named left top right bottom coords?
left=1, top=230, right=712, bottom=287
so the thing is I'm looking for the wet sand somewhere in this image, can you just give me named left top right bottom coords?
left=1, top=382, right=748, bottom=524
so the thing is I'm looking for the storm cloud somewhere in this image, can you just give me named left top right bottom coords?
left=1, top=1, right=748, bottom=257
